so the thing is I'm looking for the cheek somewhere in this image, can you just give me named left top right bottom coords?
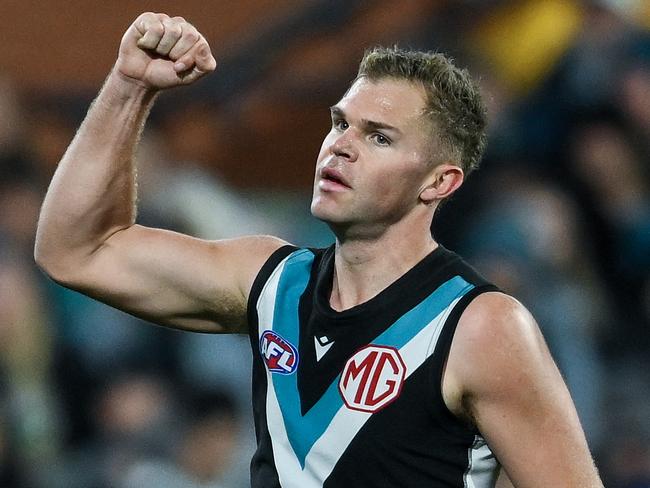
left=370, top=165, right=423, bottom=204
left=355, top=173, right=403, bottom=213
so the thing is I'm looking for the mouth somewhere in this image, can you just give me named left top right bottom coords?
left=319, top=167, right=351, bottom=190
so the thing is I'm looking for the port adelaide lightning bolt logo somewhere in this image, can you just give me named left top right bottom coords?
left=260, top=330, right=299, bottom=374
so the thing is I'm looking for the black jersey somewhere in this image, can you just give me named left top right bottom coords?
left=247, top=244, right=500, bottom=487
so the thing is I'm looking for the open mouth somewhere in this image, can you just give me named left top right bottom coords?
left=320, top=167, right=351, bottom=188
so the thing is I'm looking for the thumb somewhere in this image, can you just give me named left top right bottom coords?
left=173, top=37, right=217, bottom=79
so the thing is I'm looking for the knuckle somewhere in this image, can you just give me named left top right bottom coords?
left=198, top=42, right=211, bottom=57
left=150, top=23, right=164, bottom=36
left=185, top=30, right=199, bottom=44
left=138, top=11, right=156, bottom=20
left=162, top=19, right=181, bottom=33
left=172, top=16, right=186, bottom=23
left=135, top=11, right=155, bottom=28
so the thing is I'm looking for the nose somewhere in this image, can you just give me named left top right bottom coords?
left=330, top=130, right=358, bottom=162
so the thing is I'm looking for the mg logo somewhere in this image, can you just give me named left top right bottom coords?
left=260, top=330, right=299, bottom=375
left=339, top=345, right=406, bottom=413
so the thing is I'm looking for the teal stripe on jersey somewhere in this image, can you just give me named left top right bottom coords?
left=374, top=276, right=474, bottom=349
left=270, top=249, right=325, bottom=468
left=271, top=249, right=314, bottom=346
left=269, top=254, right=474, bottom=469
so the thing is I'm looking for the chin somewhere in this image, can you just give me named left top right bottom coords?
left=311, top=199, right=347, bottom=225
left=310, top=200, right=332, bottom=221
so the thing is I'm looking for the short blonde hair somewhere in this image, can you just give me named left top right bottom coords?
left=357, top=46, right=487, bottom=175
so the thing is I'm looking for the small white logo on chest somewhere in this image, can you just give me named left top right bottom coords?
left=314, top=335, right=334, bottom=361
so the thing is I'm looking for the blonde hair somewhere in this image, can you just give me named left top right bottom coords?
left=357, top=46, right=487, bottom=175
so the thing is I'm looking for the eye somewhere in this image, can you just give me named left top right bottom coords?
left=371, top=133, right=391, bottom=146
left=333, top=119, right=349, bottom=131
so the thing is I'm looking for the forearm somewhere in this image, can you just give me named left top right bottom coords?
left=35, top=70, right=158, bottom=277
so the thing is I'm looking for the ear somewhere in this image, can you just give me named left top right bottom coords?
left=419, top=163, right=464, bottom=204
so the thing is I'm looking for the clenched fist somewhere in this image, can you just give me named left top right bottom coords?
left=115, top=12, right=216, bottom=89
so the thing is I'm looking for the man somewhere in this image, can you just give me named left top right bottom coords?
left=35, top=12, right=603, bottom=488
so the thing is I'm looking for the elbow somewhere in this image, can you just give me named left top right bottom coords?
left=33, top=238, right=79, bottom=287
left=33, top=237, right=51, bottom=275
left=34, top=243, right=62, bottom=284
left=34, top=223, right=55, bottom=276
left=34, top=256, right=80, bottom=289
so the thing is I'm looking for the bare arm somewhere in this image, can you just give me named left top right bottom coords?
left=443, top=293, right=603, bottom=487
left=34, top=13, right=287, bottom=333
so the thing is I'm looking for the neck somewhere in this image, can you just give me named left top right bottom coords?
left=329, top=218, right=438, bottom=311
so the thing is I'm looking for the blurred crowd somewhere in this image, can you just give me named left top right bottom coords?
left=0, top=1, right=649, bottom=487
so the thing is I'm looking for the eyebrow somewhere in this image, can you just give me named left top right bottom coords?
left=329, top=106, right=403, bottom=135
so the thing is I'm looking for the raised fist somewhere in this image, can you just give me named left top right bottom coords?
left=115, top=12, right=216, bottom=89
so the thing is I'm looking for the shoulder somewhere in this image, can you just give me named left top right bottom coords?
left=217, top=234, right=291, bottom=252
left=456, top=292, right=540, bottom=353
left=242, top=237, right=315, bottom=303
left=444, top=291, right=552, bottom=419
left=212, top=234, right=293, bottom=270
left=224, top=234, right=295, bottom=286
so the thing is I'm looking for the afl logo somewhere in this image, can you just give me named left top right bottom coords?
left=260, top=330, right=299, bottom=375
left=339, top=345, right=406, bottom=413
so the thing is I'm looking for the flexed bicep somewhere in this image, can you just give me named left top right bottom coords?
left=67, top=227, right=288, bottom=333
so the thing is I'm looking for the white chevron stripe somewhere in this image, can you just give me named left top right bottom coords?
left=265, top=373, right=321, bottom=487
left=256, top=256, right=289, bottom=341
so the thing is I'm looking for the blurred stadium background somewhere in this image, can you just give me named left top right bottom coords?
left=0, top=0, right=649, bottom=486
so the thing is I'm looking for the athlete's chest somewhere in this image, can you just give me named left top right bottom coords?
left=254, top=246, right=476, bottom=416
left=257, top=274, right=470, bottom=417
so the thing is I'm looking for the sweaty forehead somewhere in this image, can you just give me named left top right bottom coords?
left=337, top=77, right=427, bottom=124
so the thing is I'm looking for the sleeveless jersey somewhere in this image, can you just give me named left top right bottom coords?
left=247, top=244, right=501, bottom=487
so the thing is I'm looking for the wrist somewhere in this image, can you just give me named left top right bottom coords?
left=104, top=68, right=160, bottom=103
